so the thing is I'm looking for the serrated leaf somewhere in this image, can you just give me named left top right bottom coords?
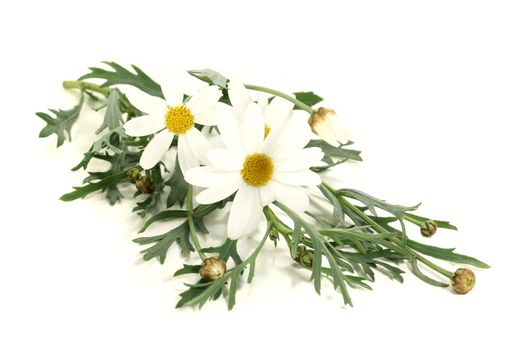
left=80, top=61, right=163, bottom=98
left=407, top=239, right=490, bottom=268
left=96, top=89, right=123, bottom=134
left=139, top=209, right=187, bottom=233
left=134, top=221, right=194, bottom=263
left=319, top=183, right=345, bottom=225
left=165, top=159, right=188, bottom=207
left=36, top=94, right=84, bottom=147
left=294, top=91, right=323, bottom=108
left=306, top=140, right=362, bottom=171
left=173, top=264, right=201, bottom=277
left=60, top=168, right=129, bottom=202
left=337, top=188, right=419, bottom=218
left=187, top=68, right=229, bottom=88
left=201, top=238, right=243, bottom=265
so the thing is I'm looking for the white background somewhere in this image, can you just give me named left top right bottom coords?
left=1, top=0, right=524, bottom=348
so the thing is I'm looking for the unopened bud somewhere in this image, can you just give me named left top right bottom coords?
left=421, top=220, right=438, bottom=238
left=127, top=168, right=141, bottom=184
left=308, top=107, right=350, bottom=147
left=452, top=268, right=475, bottom=294
left=200, top=256, right=227, bottom=281
left=135, top=176, right=154, bottom=194
left=269, top=229, right=279, bottom=247
left=300, top=251, right=315, bottom=268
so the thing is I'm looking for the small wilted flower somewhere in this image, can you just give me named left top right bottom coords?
left=308, top=107, right=350, bottom=146
left=421, top=220, right=438, bottom=238
left=200, top=256, right=227, bottom=281
left=452, top=268, right=476, bottom=294
left=127, top=168, right=141, bottom=184
left=135, top=176, right=155, bottom=194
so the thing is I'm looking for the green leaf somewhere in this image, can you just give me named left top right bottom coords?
left=173, top=264, right=201, bottom=277
left=228, top=269, right=241, bottom=310
left=409, top=259, right=449, bottom=287
left=95, top=89, right=123, bottom=134
left=407, top=239, right=490, bottom=268
left=306, top=140, right=362, bottom=171
left=133, top=221, right=194, bottom=263
left=293, top=91, right=323, bottom=108
left=201, top=238, right=243, bottom=265
left=319, top=184, right=345, bottom=226
left=80, top=61, right=163, bottom=98
left=176, top=278, right=222, bottom=309
left=405, top=212, right=458, bottom=230
left=60, top=168, right=129, bottom=202
left=337, top=188, right=419, bottom=218
left=165, top=160, right=188, bottom=208
left=187, top=68, right=229, bottom=88
left=36, top=94, right=84, bottom=147
left=139, top=210, right=187, bottom=233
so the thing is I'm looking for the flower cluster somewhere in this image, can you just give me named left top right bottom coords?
left=37, top=62, right=489, bottom=310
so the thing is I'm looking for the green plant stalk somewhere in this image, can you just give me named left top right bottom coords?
left=322, top=182, right=455, bottom=279
left=63, top=80, right=111, bottom=96
left=186, top=186, right=206, bottom=261
left=244, top=84, right=313, bottom=114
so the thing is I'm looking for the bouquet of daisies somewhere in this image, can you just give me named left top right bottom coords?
left=37, top=62, right=488, bottom=309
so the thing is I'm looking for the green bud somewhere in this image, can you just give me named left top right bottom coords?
left=421, top=220, right=438, bottom=238
left=269, top=229, right=279, bottom=248
left=135, top=176, right=155, bottom=194
left=200, top=256, right=227, bottom=281
left=300, top=251, right=315, bottom=268
left=127, top=168, right=141, bottom=184
left=452, top=268, right=476, bottom=294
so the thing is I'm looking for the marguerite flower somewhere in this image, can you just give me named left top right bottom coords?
left=185, top=86, right=324, bottom=239
left=308, top=107, right=351, bottom=146
left=123, top=82, right=229, bottom=173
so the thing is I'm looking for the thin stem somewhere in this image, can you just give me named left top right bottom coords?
left=63, top=80, right=111, bottom=96
left=186, top=186, right=206, bottom=261
left=244, top=84, right=313, bottom=113
left=323, top=182, right=455, bottom=279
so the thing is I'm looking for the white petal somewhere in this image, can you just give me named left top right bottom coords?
left=228, top=80, right=252, bottom=118
left=119, top=86, right=166, bottom=116
left=207, top=148, right=244, bottom=171
left=195, top=177, right=242, bottom=204
left=227, top=183, right=263, bottom=239
left=186, top=85, right=222, bottom=115
left=161, top=74, right=184, bottom=106
left=185, top=166, right=240, bottom=187
left=257, top=93, right=268, bottom=110
left=270, top=181, right=309, bottom=213
left=123, top=114, right=165, bottom=137
left=185, top=128, right=211, bottom=164
left=217, top=116, right=243, bottom=152
left=177, top=134, right=200, bottom=175
left=259, top=184, right=275, bottom=206
left=139, top=129, right=173, bottom=169
left=193, top=102, right=233, bottom=126
left=273, top=170, right=321, bottom=186
left=263, top=112, right=312, bottom=156
left=274, top=147, right=324, bottom=172
left=264, top=96, right=294, bottom=128
left=241, top=102, right=265, bottom=154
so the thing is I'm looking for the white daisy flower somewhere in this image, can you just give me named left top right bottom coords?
left=123, top=81, right=229, bottom=174
left=185, top=85, right=324, bottom=239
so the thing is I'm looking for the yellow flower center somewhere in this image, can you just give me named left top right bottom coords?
left=165, top=105, right=194, bottom=134
left=264, top=125, right=271, bottom=139
left=241, top=153, right=274, bottom=187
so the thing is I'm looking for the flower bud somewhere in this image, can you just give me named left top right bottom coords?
left=308, top=107, right=350, bottom=147
left=135, top=176, right=155, bottom=194
left=300, top=251, right=315, bottom=268
left=200, top=256, right=227, bottom=281
left=421, top=220, right=438, bottom=238
left=127, top=168, right=141, bottom=184
left=269, top=229, right=279, bottom=247
left=452, top=268, right=475, bottom=294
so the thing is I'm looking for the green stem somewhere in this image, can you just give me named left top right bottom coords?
left=186, top=186, right=206, bottom=261
left=244, top=84, right=313, bottom=114
left=63, top=80, right=111, bottom=96
left=323, top=182, right=454, bottom=279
